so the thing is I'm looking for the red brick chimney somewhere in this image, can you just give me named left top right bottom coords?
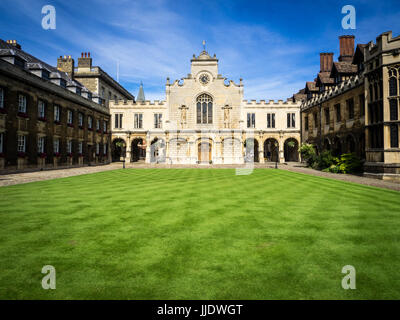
left=339, top=35, right=355, bottom=62
left=320, top=53, right=334, bottom=72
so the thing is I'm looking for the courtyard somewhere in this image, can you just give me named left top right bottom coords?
left=0, top=168, right=399, bottom=299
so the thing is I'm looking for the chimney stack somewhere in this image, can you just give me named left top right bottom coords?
left=6, top=40, right=21, bottom=49
left=339, top=35, right=355, bottom=62
left=320, top=53, right=334, bottom=72
left=77, top=52, right=92, bottom=71
left=57, top=55, right=75, bottom=77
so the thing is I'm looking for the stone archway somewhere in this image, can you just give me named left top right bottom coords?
left=346, top=135, right=356, bottom=154
left=323, top=138, right=331, bottom=151
left=111, top=138, right=125, bottom=162
left=131, top=138, right=146, bottom=162
left=332, top=136, right=342, bottom=157
left=264, top=138, right=279, bottom=162
left=284, top=138, right=299, bottom=162
left=244, top=138, right=259, bottom=163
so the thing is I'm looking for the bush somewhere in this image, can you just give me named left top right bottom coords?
left=314, top=151, right=337, bottom=170
left=299, top=143, right=316, bottom=167
left=299, top=144, right=363, bottom=175
left=335, top=153, right=363, bottom=174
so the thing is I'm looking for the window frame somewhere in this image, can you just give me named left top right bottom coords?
left=53, top=138, right=60, bottom=153
left=267, top=113, right=275, bottom=129
left=134, top=113, right=143, bottom=129
left=17, top=135, right=26, bottom=152
left=18, top=94, right=27, bottom=114
left=287, top=112, right=296, bottom=128
left=38, top=100, right=46, bottom=119
left=247, top=113, right=255, bottom=128
left=67, top=110, right=73, bottom=125
left=154, top=113, right=162, bottom=129
left=38, top=136, right=45, bottom=154
left=196, top=94, right=213, bottom=124
left=54, top=105, right=60, bottom=122
left=114, top=113, right=123, bottom=129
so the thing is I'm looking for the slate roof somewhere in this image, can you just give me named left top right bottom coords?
left=306, top=81, right=318, bottom=92
left=332, top=62, right=358, bottom=74
left=0, top=39, right=87, bottom=89
left=317, top=72, right=335, bottom=84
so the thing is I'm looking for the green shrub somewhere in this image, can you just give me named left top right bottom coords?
left=299, top=143, right=316, bottom=166
left=335, top=153, right=363, bottom=174
left=314, top=151, right=337, bottom=170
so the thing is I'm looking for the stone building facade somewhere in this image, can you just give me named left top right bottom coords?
left=0, top=39, right=112, bottom=172
left=57, top=52, right=134, bottom=108
left=110, top=50, right=301, bottom=164
left=301, top=32, right=400, bottom=181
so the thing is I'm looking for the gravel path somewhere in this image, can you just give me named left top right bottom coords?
left=0, top=162, right=398, bottom=191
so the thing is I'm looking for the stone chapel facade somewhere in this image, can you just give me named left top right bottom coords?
left=110, top=50, right=301, bottom=164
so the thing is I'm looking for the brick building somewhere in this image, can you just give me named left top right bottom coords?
left=0, top=39, right=115, bottom=172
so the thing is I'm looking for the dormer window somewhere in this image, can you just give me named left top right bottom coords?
left=42, top=70, right=50, bottom=81
left=14, top=56, right=25, bottom=69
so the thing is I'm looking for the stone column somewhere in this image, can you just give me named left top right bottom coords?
left=259, top=143, right=264, bottom=164
left=124, top=134, right=131, bottom=162
left=166, top=139, right=170, bottom=164
left=279, top=139, right=285, bottom=163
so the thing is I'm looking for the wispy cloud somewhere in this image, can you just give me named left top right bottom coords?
left=1, top=0, right=400, bottom=101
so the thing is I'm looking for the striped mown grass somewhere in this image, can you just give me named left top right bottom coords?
left=0, top=168, right=399, bottom=299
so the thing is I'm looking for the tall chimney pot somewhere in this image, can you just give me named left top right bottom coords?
left=339, top=35, right=355, bottom=62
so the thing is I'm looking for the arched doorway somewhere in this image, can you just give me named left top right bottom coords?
left=264, top=138, right=279, bottom=162
left=111, top=138, right=125, bottom=162
left=131, top=138, right=146, bottom=162
left=150, top=138, right=166, bottom=163
left=332, top=137, right=342, bottom=157
left=244, top=138, right=259, bottom=162
left=284, top=138, right=299, bottom=162
left=346, top=135, right=356, bottom=154
left=198, top=141, right=212, bottom=163
left=323, top=138, right=331, bottom=151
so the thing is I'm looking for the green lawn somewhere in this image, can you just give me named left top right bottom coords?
left=0, top=168, right=399, bottom=299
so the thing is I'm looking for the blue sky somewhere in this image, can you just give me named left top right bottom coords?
left=1, top=0, right=400, bottom=101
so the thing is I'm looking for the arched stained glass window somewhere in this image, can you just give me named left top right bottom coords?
left=196, top=94, right=213, bottom=124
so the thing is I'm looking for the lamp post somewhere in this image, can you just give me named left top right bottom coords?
left=122, top=142, right=126, bottom=169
